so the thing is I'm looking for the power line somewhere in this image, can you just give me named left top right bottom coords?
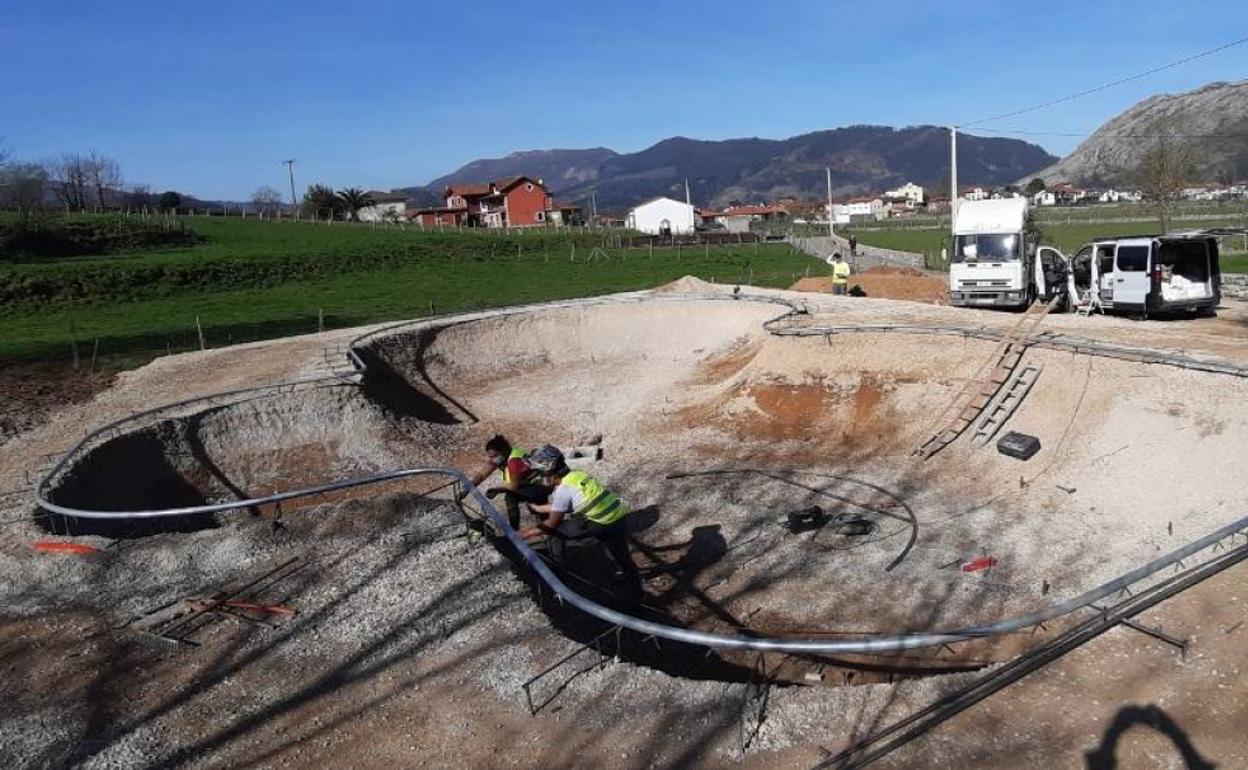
left=972, top=126, right=1248, bottom=140
left=961, top=35, right=1248, bottom=127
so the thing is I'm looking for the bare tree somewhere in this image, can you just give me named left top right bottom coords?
left=85, top=150, right=122, bottom=210
left=1132, top=133, right=1200, bottom=233
left=46, top=153, right=91, bottom=211
left=251, top=185, right=284, bottom=217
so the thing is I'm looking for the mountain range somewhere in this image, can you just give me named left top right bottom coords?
left=1029, top=79, right=1248, bottom=187
left=399, top=125, right=1058, bottom=212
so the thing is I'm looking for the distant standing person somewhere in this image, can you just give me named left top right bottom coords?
left=849, top=234, right=858, bottom=256
left=829, top=253, right=851, bottom=295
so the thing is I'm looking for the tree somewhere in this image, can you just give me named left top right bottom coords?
left=1, top=162, right=48, bottom=217
left=0, top=162, right=49, bottom=216
left=1133, top=133, right=1200, bottom=233
left=336, top=187, right=375, bottom=222
left=251, top=185, right=284, bottom=217
left=47, top=154, right=91, bottom=211
left=302, top=183, right=343, bottom=220
left=85, top=151, right=122, bottom=209
left=126, top=184, right=155, bottom=211
left=1024, top=178, right=1046, bottom=195
left=158, top=190, right=183, bottom=212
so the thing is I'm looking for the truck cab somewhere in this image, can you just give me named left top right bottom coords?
left=1068, top=233, right=1222, bottom=316
left=948, top=198, right=1053, bottom=309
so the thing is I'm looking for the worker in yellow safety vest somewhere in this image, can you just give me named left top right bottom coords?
left=829, top=252, right=851, bottom=295
left=522, top=444, right=642, bottom=595
left=465, top=434, right=548, bottom=529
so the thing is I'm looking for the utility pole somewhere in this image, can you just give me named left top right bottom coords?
left=949, top=127, right=958, bottom=230
left=590, top=189, right=597, bottom=222
left=826, top=166, right=834, bottom=237
left=282, top=159, right=297, bottom=218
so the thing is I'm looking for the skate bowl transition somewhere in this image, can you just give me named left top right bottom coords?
left=35, top=288, right=1248, bottom=670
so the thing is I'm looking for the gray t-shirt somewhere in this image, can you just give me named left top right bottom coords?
left=550, top=483, right=581, bottom=514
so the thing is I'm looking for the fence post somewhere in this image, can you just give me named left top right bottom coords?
left=318, top=308, right=324, bottom=333
left=196, top=316, right=206, bottom=351
left=69, top=320, right=79, bottom=370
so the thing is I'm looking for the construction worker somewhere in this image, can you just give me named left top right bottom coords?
left=830, top=252, right=851, bottom=295
left=465, top=434, right=548, bottom=530
left=521, top=445, right=642, bottom=595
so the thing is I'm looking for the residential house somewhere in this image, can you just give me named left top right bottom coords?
left=697, top=208, right=726, bottom=227
left=1050, top=183, right=1088, bottom=205
left=713, top=204, right=790, bottom=233
left=626, top=197, right=697, bottom=235
left=830, top=196, right=886, bottom=224
left=960, top=186, right=989, bottom=202
left=1097, top=189, right=1142, bottom=203
left=358, top=191, right=409, bottom=222
left=884, top=182, right=925, bottom=206
left=412, top=176, right=554, bottom=228
left=1032, top=190, right=1057, bottom=207
left=546, top=202, right=584, bottom=227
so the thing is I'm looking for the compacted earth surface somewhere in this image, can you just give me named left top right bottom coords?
left=2, top=280, right=1247, bottom=768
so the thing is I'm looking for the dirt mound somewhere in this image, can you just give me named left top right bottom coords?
left=654, top=275, right=717, bottom=293
left=790, top=266, right=948, bottom=304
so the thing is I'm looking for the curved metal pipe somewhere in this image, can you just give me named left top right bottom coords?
left=31, top=292, right=1248, bottom=654
left=35, top=461, right=1248, bottom=654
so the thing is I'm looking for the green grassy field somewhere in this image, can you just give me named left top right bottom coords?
left=0, top=215, right=821, bottom=364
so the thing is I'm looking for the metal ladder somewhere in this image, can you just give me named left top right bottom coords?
left=912, top=296, right=1058, bottom=460
left=1075, top=288, right=1104, bottom=317
left=317, top=344, right=363, bottom=382
left=969, top=363, right=1043, bottom=447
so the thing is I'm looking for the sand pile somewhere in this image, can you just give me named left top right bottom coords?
left=791, top=266, right=948, bottom=303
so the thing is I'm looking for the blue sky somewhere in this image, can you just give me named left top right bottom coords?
left=3, top=1, right=1246, bottom=200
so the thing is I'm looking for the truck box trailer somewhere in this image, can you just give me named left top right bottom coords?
left=947, top=198, right=1064, bottom=309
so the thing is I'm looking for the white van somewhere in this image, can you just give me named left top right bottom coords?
left=1068, top=232, right=1223, bottom=316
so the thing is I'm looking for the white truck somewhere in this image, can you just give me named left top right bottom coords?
left=947, top=198, right=1064, bottom=310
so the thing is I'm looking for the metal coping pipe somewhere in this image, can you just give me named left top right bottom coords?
left=31, top=291, right=1248, bottom=654
left=35, top=463, right=1248, bottom=654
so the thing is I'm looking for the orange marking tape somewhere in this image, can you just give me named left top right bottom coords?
left=33, top=541, right=101, bottom=555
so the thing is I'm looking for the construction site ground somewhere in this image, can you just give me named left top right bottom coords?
left=2, top=279, right=1247, bottom=768
left=790, top=266, right=950, bottom=305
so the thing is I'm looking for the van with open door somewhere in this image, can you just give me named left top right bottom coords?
left=1067, top=232, right=1222, bottom=317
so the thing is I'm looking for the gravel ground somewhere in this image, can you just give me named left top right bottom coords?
left=3, top=284, right=1247, bottom=767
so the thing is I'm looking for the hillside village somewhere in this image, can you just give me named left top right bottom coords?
left=348, top=174, right=1248, bottom=236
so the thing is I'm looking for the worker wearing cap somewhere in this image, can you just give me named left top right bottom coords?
left=830, top=252, right=851, bottom=295
left=521, top=445, right=642, bottom=595
left=465, top=434, right=548, bottom=530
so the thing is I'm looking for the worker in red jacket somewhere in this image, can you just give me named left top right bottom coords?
left=465, top=434, right=548, bottom=530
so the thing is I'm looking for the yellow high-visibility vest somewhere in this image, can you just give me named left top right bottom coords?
left=561, top=470, right=628, bottom=525
left=832, top=261, right=851, bottom=284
